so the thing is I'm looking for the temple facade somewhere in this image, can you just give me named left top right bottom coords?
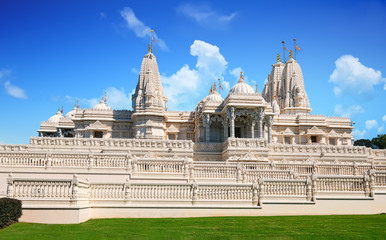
left=0, top=46, right=385, bottom=224
left=38, top=49, right=353, bottom=150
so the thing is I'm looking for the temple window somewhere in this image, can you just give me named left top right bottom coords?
left=284, top=136, right=291, bottom=144
left=311, top=136, right=317, bottom=143
left=94, top=131, right=103, bottom=138
left=168, top=134, right=176, bottom=140
left=329, top=138, right=336, bottom=145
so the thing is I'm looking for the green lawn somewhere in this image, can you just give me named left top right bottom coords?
left=0, top=215, right=385, bottom=239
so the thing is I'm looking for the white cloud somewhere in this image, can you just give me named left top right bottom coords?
left=161, top=40, right=228, bottom=110
left=177, top=3, right=237, bottom=25
left=4, top=81, right=27, bottom=99
left=219, top=12, right=238, bottom=22
left=0, top=69, right=11, bottom=80
left=353, top=129, right=366, bottom=139
left=230, top=67, right=243, bottom=79
left=131, top=67, right=140, bottom=75
left=329, top=55, right=386, bottom=97
left=162, top=65, right=200, bottom=110
left=65, top=87, right=133, bottom=110
left=383, top=115, right=386, bottom=122
left=334, top=104, right=365, bottom=117
left=191, top=40, right=228, bottom=78
left=120, top=7, right=168, bottom=50
left=365, top=120, right=378, bottom=130
left=378, top=125, right=384, bottom=133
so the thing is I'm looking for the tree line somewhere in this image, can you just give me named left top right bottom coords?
left=354, top=134, right=386, bottom=149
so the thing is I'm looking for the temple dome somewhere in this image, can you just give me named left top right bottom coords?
left=229, top=78, right=254, bottom=94
left=205, top=91, right=223, bottom=103
left=92, top=98, right=112, bottom=111
left=65, top=105, right=77, bottom=119
left=48, top=109, right=64, bottom=123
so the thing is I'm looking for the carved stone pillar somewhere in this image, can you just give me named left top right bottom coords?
left=251, top=121, right=255, bottom=138
left=223, top=120, right=228, bottom=141
left=230, top=107, right=235, bottom=138
left=203, top=114, right=210, bottom=142
left=266, top=115, right=273, bottom=143
left=257, top=108, right=265, bottom=139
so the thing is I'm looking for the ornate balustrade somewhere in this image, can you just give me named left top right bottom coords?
left=196, top=184, right=253, bottom=201
left=29, top=137, right=194, bottom=150
left=130, top=184, right=192, bottom=200
left=316, top=176, right=366, bottom=192
left=10, top=179, right=72, bottom=199
left=263, top=179, right=308, bottom=196
left=374, top=171, right=386, bottom=186
left=223, top=138, right=267, bottom=149
left=244, top=170, right=293, bottom=181
left=8, top=173, right=386, bottom=207
left=90, top=183, right=125, bottom=200
left=91, top=182, right=256, bottom=203
left=93, top=155, right=127, bottom=168
left=274, top=163, right=314, bottom=174
left=51, top=154, right=89, bottom=167
left=194, top=143, right=223, bottom=152
left=0, top=153, right=47, bottom=167
left=135, top=160, right=185, bottom=173
left=193, top=165, right=237, bottom=179
left=6, top=174, right=88, bottom=201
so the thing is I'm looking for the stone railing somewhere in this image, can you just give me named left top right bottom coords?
left=90, top=183, right=126, bottom=200
left=193, top=165, right=237, bottom=179
left=29, top=137, right=194, bottom=150
left=90, top=181, right=259, bottom=205
left=8, top=174, right=384, bottom=206
left=194, top=143, right=223, bottom=152
left=0, top=144, right=29, bottom=152
left=263, top=179, right=308, bottom=197
left=244, top=170, right=293, bottom=181
left=2, top=151, right=386, bottom=180
left=316, top=175, right=367, bottom=193
left=6, top=174, right=88, bottom=203
left=269, top=144, right=368, bottom=156
left=134, top=159, right=185, bottom=173
left=223, top=138, right=267, bottom=149
left=374, top=171, right=386, bottom=186
left=0, top=153, right=47, bottom=167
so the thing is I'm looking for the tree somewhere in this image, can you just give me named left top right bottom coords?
left=371, top=134, right=386, bottom=149
left=354, top=139, right=373, bottom=148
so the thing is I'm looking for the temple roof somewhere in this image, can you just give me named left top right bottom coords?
left=132, top=50, right=167, bottom=114
left=47, top=109, right=64, bottom=123
left=92, top=98, right=112, bottom=111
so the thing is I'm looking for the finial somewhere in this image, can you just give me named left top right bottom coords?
left=148, top=43, right=151, bottom=53
left=213, top=82, right=216, bottom=92
left=240, top=72, right=244, bottom=80
left=268, top=74, right=270, bottom=81
left=277, top=53, right=280, bottom=62
left=289, top=50, right=293, bottom=58
left=255, top=85, right=258, bottom=94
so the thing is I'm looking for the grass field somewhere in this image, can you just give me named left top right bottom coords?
left=0, top=215, right=385, bottom=239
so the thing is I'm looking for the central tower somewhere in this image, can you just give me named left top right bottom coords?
left=131, top=46, right=168, bottom=139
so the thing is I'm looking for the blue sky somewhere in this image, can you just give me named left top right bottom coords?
left=0, top=0, right=385, bottom=144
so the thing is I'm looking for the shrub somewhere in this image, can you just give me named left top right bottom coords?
left=0, top=198, right=22, bottom=229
